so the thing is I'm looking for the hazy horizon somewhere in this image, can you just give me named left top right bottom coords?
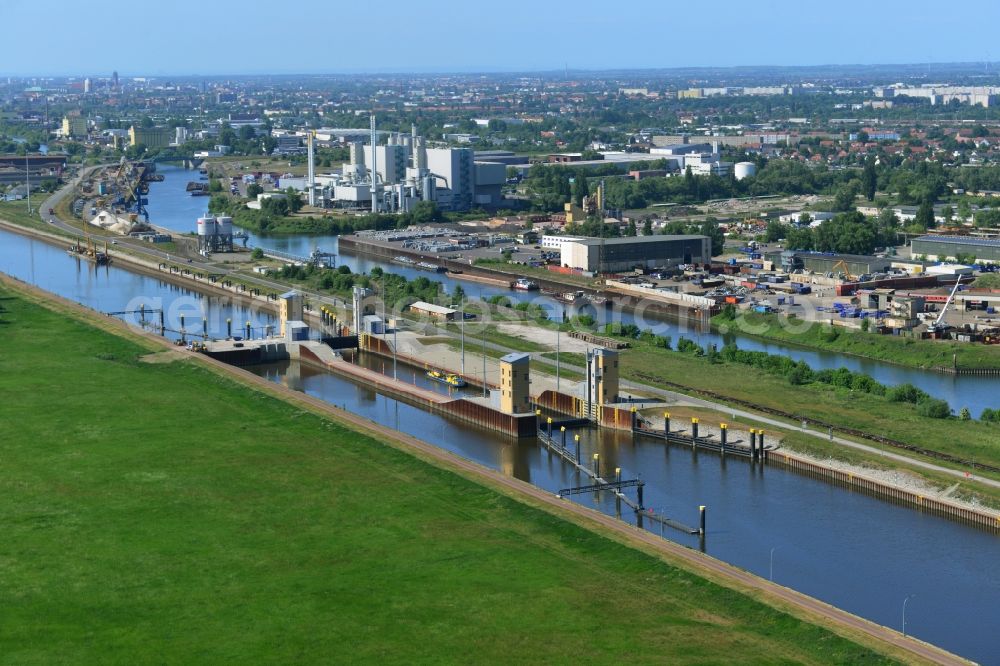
left=2, top=0, right=998, bottom=77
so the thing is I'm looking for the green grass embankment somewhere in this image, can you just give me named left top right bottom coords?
left=0, top=284, right=899, bottom=663
left=0, top=201, right=61, bottom=235
left=714, top=310, right=1000, bottom=371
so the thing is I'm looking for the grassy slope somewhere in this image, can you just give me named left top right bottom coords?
left=0, top=201, right=63, bottom=235
left=0, top=286, right=893, bottom=664
left=715, top=311, right=1000, bottom=370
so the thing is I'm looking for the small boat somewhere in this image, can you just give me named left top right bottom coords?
left=67, top=240, right=112, bottom=265
left=416, top=261, right=446, bottom=272
left=557, top=290, right=585, bottom=304
left=191, top=190, right=210, bottom=197
left=394, top=255, right=416, bottom=265
left=426, top=369, right=467, bottom=388
left=513, top=278, right=539, bottom=291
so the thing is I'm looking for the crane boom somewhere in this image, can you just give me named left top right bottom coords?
left=933, top=276, right=963, bottom=329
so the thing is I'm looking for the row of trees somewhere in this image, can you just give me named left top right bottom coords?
left=769, top=210, right=899, bottom=255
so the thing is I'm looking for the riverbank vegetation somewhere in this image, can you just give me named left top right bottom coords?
left=711, top=308, right=1000, bottom=371
left=0, top=284, right=900, bottom=663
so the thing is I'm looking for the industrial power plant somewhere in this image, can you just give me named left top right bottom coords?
left=290, top=117, right=505, bottom=213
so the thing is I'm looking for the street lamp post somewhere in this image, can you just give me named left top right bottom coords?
left=25, top=153, right=31, bottom=215
left=903, top=594, right=916, bottom=637
left=769, top=546, right=779, bottom=582
left=556, top=312, right=561, bottom=392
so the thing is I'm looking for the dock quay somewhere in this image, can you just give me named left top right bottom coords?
left=337, top=234, right=712, bottom=321
left=633, top=419, right=768, bottom=461
left=537, top=426, right=701, bottom=535
left=769, top=450, right=1000, bottom=533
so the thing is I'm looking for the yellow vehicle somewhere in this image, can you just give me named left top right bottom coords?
left=426, top=369, right=467, bottom=388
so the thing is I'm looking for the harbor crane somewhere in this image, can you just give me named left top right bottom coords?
left=930, top=276, right=963, bottom=332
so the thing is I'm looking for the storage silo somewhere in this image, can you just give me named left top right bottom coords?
left=734, top=162, right=757, bottom=181
left=197, top=216, right=216, bottom=251
left=216, top=215, right=233, bottom=251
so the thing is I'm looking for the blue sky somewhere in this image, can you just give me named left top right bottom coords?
left=2, top=0, right=997, bottom=75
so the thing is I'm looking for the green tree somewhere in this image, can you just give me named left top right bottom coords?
left=832, top=181, right=861, bottom=212
left=973, top=209, right=1000, bottom=228
left=877, top=207, right=899, bottom=230
left=699, top=218, right=725, bottom=257
left=917, top=398, right=951, bottom=419
left=250, top=248, right=264, bottom=260
left=940, top=206, right=955, bottom=227
left=642, top=218, right=653, bottom=236
left=285, top=187, right=303, bottom=213
left=764, top=220, right=790, bottom=242
left=862, top=159, right=877, bottom=202
left=572, top=176, right=589, bottom=207
left=957, top=200, right=972, bottom=222
left=246, top=183, right=264, bottom=198
left=409, top=201, right=443, bottom=224
left=915, top=201, right=935, bottom=230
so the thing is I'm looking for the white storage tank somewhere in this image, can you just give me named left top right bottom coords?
left=734, top=162, right=757, bottom=181
left=216, top=216, right=233, bottom=237
left=196, top=216, right=216, bottom=236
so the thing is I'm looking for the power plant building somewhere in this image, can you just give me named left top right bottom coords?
left=321, top=119, right=505, bottom=213
left=560, top=235, right=712, bottom=273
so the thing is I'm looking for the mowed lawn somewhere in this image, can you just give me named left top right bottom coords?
left=0, top=287, right=893, bottom=664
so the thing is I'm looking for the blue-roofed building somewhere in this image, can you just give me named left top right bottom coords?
left=911, top=235, right=1000, bottom=264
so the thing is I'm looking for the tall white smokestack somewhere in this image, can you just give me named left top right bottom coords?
left=307, top=131, right=316, bottom=207
left=370, top=114, right=378, bottom=213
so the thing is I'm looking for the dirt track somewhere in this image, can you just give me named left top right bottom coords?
left=0, top=273, right=969, bottom=666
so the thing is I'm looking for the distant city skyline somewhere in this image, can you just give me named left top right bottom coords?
left=2, top=0, right=998, bottom=76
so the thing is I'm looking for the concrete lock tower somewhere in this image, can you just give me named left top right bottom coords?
left=352, top=285, right=374, bottom=335
left=586, top=348, right=620, bottom=414
left=499, top=352, right=531, bottom=414
left=278, top=290, right=303, bottom=337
